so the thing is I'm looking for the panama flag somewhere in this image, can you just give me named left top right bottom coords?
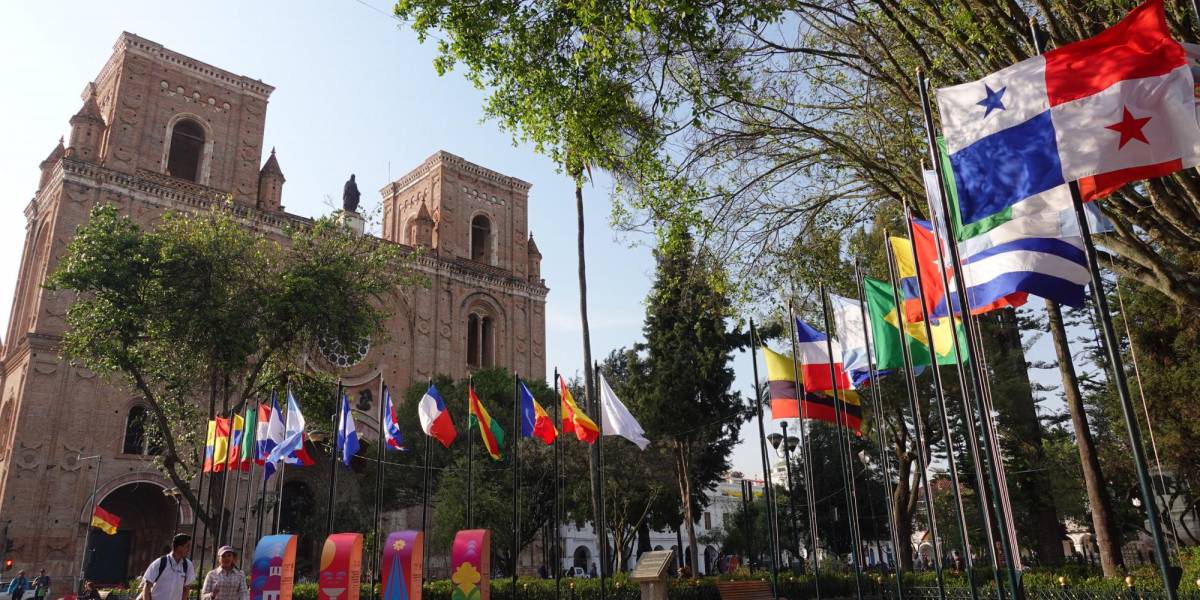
left=518, top=380, right=557, bottom=445
left=336, top=393, right=361, bottom=468
left=794, top=317, right=853, bottom=393
left=382, top=385, right=406, bottom=451
left=418, top=383, right=457, bottom=448
left=936, top=0, right=1200, bottom=222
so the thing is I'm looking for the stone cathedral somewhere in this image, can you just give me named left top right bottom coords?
left=0, top=32, right=548, bottom=584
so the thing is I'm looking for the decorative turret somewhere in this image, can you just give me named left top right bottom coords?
left=411, top=201, right=434, bottom=248
left=257, top=148, right=285, bottom=211
left=66, top=85, right=105, bottom=162
left=527, top=233, right=542, bottom=282
left=38, top=137, right=66, bottom=191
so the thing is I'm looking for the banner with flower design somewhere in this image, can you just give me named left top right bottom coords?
left=251, top=534, right=297, bottom=600
left=451, top=529, right=491, bottom=600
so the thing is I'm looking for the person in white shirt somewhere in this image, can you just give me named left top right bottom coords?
left=140, top=534, right=196, bottom=600
left=200, top=546, right=248, bottom=600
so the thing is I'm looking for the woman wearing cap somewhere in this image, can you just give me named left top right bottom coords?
left=200, top=546, right=249, bottom=600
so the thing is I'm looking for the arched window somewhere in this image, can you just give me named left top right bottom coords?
left=123, top=406, right=148, bottom=455
left=471, top=215, right=492, bottom=263
left=166, top=119, right=205, bottom=182
left=466, top=312, right=496, bottom=369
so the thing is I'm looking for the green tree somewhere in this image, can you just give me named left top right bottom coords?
left=631, top=224, right=745, bottom=574
left=45, top=203, right=416, bottom=526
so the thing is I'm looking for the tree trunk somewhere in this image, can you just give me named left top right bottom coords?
left=893, top=451, right=917, bottom=571
left=574, top=181, right=605, bottom=575
left=1045, top=299, right=1124, bottom=575
left=675, top=440, right=699, bottom=576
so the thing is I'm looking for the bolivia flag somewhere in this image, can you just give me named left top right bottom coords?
left=212, top=417, right=231, bottom=473
left=202, top=419, right=217, bottom=473
left=518, top=380, right=557, bottom=445
left=559, top=377, right=599, bottom=444
left=467, top=386, right=504, bottom=460
left=91, top=506, right=120, bottom=535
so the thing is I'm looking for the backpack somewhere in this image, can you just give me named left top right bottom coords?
left=139, top=555, right=192, bottom=600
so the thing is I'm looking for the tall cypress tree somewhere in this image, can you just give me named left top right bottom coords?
left=635, top=225, right=745, bottom=574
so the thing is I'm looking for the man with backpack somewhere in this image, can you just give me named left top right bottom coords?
left=139, top=534, right=195, bottom=600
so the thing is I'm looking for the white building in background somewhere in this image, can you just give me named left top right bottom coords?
left=559, top=473, right=754, bottom=575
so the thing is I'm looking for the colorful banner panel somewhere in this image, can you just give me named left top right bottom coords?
left=450, top=530, right=491, bottom=600
left=251, top=535, right=298, bottom=600
left=319, top=533, right=364, bottom=600
left=381, top=531, right=423, bottom=600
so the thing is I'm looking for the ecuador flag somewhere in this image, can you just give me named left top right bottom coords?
left=202, top=419, right=217, bottom=473
left=761, top=346, right=862, bottom=433
left=559, top=377, right=599, bottom=444
left=468, top=386, right=504, bottom=460
left=91, top=506, right=120, bottom=535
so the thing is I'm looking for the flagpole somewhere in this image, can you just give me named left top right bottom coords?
left=786, top=304, right=822, bottom=598
left=747, top=319, right=780, bottom=600
left=512, top=372, right=521, bottom=598
left=420, top=377, right=433, bottom=585
left=918, top=69, right=1028, bottom=600
left=553, top=370, right=563, bottom=600
left=468, top=375, right=475, bottom=529
left=900, top=206, right=981, bottom=600
left=885, top=239, right=947, bottom=600
left=214, top=407, right=234, bottom=559
left=228, top=428, right=243, bottom=546
left=241, top=460, right=255, bottom=557
left=191, top=389, right=216, bottom=581
left=593, top=362, right=608, bottom=596
left=852, top=262, right=906, bottom=600
left=374, top=378, right=387, bottom=597
left=916, top=168, right=1006, bottom=589
left=327, top=381, right=343, bottom=539
left=275, top=383, right=291, bottom=536
left=75, top=454, right=101, bottom=591
left=256, top=442, right=269, bottom=541
left=817, top=286, right=865, bottom=600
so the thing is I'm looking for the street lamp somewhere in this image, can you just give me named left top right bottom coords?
left=768, top=423, right=802, bottom=573
left=163, top=487, right=183, bottom=534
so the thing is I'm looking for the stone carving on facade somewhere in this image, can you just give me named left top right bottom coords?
left=60, top=444, right=86, bottom=472
left=16, top=441, right=43, bottom=470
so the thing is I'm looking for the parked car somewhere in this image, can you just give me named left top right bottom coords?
left=565, top=567, right=590, bottom=579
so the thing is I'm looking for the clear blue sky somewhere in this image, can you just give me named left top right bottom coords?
left=0, top=1, right=1075, bottom=483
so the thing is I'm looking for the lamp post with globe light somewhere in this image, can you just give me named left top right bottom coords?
left=767, top=423, right=803, bottom=574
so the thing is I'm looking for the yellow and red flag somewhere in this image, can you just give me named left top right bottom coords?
left=212, top=416, right=231, bottom=472
left=91, top=506, right=120, bottom=535
left=468, top=386, right=504, bottom=460
left=559, top=378, right=599, bottom=444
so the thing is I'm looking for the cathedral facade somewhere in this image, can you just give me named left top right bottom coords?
left=0, top=32, right=547, bottom=585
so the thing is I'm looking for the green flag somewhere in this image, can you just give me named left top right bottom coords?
left=240, top=405, right=257, bottom=467
left=864, top=276, right=967, bottom=369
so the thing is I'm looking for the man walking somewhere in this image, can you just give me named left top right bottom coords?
left=7, top=570, right=28, bottom=600
left=200, top=547, right=248, bottom=600
left=31, top=569, right=49, bottom=600
left=139, top=534, right=195, bottom=600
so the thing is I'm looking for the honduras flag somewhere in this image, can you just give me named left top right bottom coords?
left=336, top=393, right=361, bottom=468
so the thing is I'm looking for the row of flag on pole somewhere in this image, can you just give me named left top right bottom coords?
left=217, top=372, right=652, bottom=475
left=415, top=374, right=650, bottom=461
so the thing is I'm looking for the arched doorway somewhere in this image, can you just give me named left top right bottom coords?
left=572, top=545, right=590, bottom=571
left=83, top=482, right=176, bottom=585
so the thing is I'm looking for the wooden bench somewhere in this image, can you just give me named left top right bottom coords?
left=715, top=580, right=782, bottom=600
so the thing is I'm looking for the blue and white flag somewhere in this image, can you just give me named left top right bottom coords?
left=336, top=393, right=361, bottom=467
left=266, top=389, right=312, bottom=468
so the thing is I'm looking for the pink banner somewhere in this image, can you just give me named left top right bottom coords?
left=251, top=535, right=297, bottom=600
left=381, top=531, right=423, bottom=600
left=319, top=533, right=364, bottom=600
left=450, top=530, right=490, bottom=600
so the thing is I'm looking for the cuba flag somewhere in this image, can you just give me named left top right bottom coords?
left=336, top=393, right=361, bottom=468
left=937, top=0, right=1200, bottom=223
left=382, top=385, right=406, bottom=451
left=418, top=383, right=457, bottom=448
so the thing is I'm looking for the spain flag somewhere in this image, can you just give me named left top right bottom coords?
left=558, top=377, right=599, bottom=444
left=467, top=386, right=504, bottom=460
left=91, top=506, right=120, bottom=535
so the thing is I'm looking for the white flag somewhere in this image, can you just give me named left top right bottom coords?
left=598, top=373, right=651, bottom=450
